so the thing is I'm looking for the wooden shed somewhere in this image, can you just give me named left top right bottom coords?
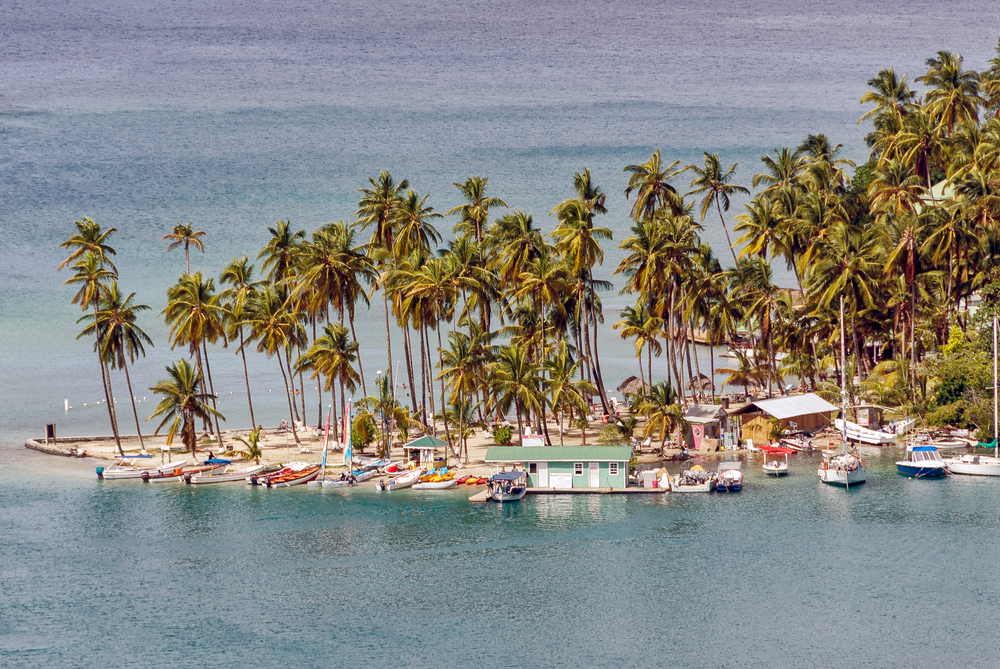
left=729, top=393, right=838, bottom=444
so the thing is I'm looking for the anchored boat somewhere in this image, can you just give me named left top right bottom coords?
left=488, top=470, right=527, bottom=502
left=896, top=443, right=948, bottom=478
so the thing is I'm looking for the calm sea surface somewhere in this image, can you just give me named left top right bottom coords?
left=2, top=1, right=1000, bottom=665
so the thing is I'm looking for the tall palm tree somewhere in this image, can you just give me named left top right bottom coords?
left=489, top=343, right=542, bottom=445
left=148, top=359, right=224, bottom=458
left=85, top=282, right=154, bottom=451
left=623, top=149, right=685, bottom=221
left=162, top=272, right=228, bottom=447
left=297, top=323, right=360, bottom=451
left=58, top=217, right=118, bottom=272
left=686, top=152, right=750, bottom=264
left=63, top=252, right=123, bottom=455
left=543, top=342, right=595, bottom=446
left=637, top=381, right=685, bottom=453
left=241, top=285, right=307, bottom=446
left=613, top=303, right=663, bottom=387
left=917, top=51, right=981, bottom=135
left=447, top=175, right=507, bottom=245
left=220, top=256, right=263, bottom=428
left=438, top=330, right=481, bottom=462
left=258, top=220, right=305, bottom=285
left=858, top=67, right=916, bottom=124
left=163, top=222, right=206, bottom=273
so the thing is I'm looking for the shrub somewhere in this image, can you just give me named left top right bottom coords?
left=492, top=423, right=512, bottom=446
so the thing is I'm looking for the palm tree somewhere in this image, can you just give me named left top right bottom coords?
left=686, top=152, right=750, bottom=264
left=258, top=220, right=305, bottom=284
left=86, top=282, right=154, bottom=451
left=58, top=217, right=118, bottom=272
left=489, top=343, right=542, bottom=446
left=858, top=67, right=916, bottom=124
left=394, top=189, right=443, bottom=258
left=148, top=359, right=224, bottom=458
left=917, top=51, right=981, bottom=135
left=636, top=381, right=685, bottom=452
left=241, top=285, right=306, bottom=446
left=543, top=342, right=595, bottom=445
left=438, top=330, right=481, bottom=462
left=220, top=256, right=263, bottom=428
left=162, top=272, right=228, bottom=447
left=447, top=175, right=507, bottom=244
left=163, top=222, right=206, bottom=273
left=613, top=303, right=663, bottom=387
left=623, top=149, right=685, bottom=221
left=63, top=251, right=123, bottom=455
left=296, top=323, right=360, bottom=452
left=234, top=427, right=264, bottom=464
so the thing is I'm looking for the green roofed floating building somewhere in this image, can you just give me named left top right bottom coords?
left=485, top=446, right=632, bottom=490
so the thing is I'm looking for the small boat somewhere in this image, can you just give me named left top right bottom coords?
left=818, top=449, right=866, bottom=487
left=185, top=460, right=266, bottom=484
left=488, top=470, right=527, bottom=502
left=943, top=453, right=1000, bottom=476
left=247, top=462, right=310, bottom=486
left=896, top=443, right=948, bottom=478
left=353, top=469, right=378, bottom=483
left=379, top=467, right=425, bottom=491
left=266, top=464, right=322, bottom=488
left=716, top=460, right=743, bottom=492
left=763, top=453, right=789, bottom=476
left=779, top=436, right=813, bottom=451
left=143, top=462, right=222, bottom=483
left=412, top=479, right=458, bottom=490
left=99, top=456, right=189, bottom=480
left=760, top=444, right=795, bottom=455
left=672, top=465, right=716, bottom=493
left=834, top=418, right=897, bottom=445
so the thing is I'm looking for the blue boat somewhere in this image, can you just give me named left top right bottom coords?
left=896, top=444, right=949, bottom=478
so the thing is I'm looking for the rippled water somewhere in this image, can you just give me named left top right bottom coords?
left=4, top=446, right=1000, bottom=667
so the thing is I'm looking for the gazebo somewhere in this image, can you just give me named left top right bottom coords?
left=617, top=376, right=649, bottom=396
left=401, top=434, right=449, bottom=470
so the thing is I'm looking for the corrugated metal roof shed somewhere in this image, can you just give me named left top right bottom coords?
left=485, top=446, right=632, bottom=462
left=735, top=393, right=838, bottom=420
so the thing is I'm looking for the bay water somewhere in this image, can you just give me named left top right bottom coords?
left=3, top=1, right=1000, bottom=665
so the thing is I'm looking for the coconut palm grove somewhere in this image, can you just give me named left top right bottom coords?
left=59, top=46, right=1000, bottom=458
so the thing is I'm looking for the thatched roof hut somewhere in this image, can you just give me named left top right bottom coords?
left=616, top=376, right=648, bottom=396
left=686, top=373, right=714, bottom=391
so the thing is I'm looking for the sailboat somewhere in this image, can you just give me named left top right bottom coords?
left=944, top=314, right=1000, bottom=476
left=818, top=297, right=867, bottom=487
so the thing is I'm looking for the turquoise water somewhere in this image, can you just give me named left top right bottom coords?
left=4, top=3, right=1000, bottom=665
left=4, top=445, right=1000, bottom=667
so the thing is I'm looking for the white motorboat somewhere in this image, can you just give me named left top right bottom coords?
left=379, top=467, right=424, bottom=491
left=763, top=453, right=789, bottom=476
left=99, top=457, right=189, bottom=480
left=412, top=479, right=458, bottom=490
left=184, top=461, right=266, bottom=484
left=943, top=453, right=1000, bottom=476
left=834, top=418, right=897, bottom=445
left=672, top=466, right=716, bottom=493
left=896, top=443, right=948, bottom=478
left=488, top=470, right=527, bottom=501
left=716, top=460, right=743, bottom=492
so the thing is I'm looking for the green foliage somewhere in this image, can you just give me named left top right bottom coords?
left=492, top=423, right=512, bottom=446
left=598, top=425, right=626, bottom=445
left=352, top=413, right=377, bottom=450
left=234, top=427, right=263, bottom=464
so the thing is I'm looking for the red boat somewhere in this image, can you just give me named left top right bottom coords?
left=760, top=444, right=796, bottom=455
left=265, top=465, right=322, bottom=488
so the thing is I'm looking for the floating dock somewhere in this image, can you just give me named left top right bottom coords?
left=470, top=486, right=669, bottom=502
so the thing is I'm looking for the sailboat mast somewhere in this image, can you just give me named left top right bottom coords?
left=840, top=296, right=847, bottom=448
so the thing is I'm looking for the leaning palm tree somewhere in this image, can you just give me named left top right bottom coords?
left=163, top=222, right=206, bottom=273
left=63, top=251, right=123, bottom=455
left=148, top=359, right=224, bottom=459
left=686, top=152, right=750, bottom=265
left=85, top=282, right=154, bottom=451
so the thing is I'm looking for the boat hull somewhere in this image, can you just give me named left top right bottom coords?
left=818, top=467, right=867, bottom=486
left=412, top=480, right=458, bottom=490
left=490, top=487, right=526, bottom=502
left=944, top=456, right=1000, bottom=476
left=267, top=466, right=321, bottom=487
left=763, top=466, right=788, bottom=476
left=186, top=464, right=266, bottom=484
left=896, top=462, right=947, bottom=478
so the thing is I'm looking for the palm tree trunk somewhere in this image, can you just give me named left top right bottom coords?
left=419, top=322, right=428, bottom=431
left=99, top=353, right=123, bottom=456
left=314, top=319, right=322, bottom=429
left=383, top=290, right=394, bottom=392
left=667, top=286, right=684, bottom=404
left=708, top=318, right=716, bottom=403
left=122, top=362, right=145, bottom=451
left=238, top=328, right=256, bottom=428
left=403, top=323, right=419, bottom=413
left=588, top=276, right=610, bottom=414
left=516, top=407, right=524, bottom=447
left=201, top=341, right=225, bottom=448
left=278, top=351, right=302, bottom=446
left=330, top=377, right=340, bottom=452
left=717, top=199, right=739, bottom=266
left=424, top=324, right=436, bottom=436
left=436, top=325, right=455, bottom=455
left=580, top=303, right=596, bottom=414
left=349, top=314, right=367, bottom=399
